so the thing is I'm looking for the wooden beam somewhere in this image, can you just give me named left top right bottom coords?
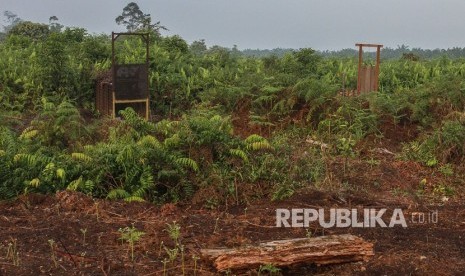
left=114, top=99, right=149, bottom=104
left=355, top=43, right=383, bottom=48
left=201, top=234, right=374, bottom=272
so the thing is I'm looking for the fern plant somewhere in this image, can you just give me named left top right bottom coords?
left=28, top=97, right=88, bottom=149
left=0, top=126, right=70, bottom=198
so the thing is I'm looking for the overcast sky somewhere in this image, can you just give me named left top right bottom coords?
left=2, top=0, right=465, bottom=50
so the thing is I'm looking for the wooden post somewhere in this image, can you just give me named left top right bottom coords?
left=112, top=91, right=115, bottom=119
left=146, top=98, right=149, bottom=120
left=145, top=34, right=150, bottom=120
left=111, top=32, right=116, bottom=119
left=357, top=45, right=363, bottom=95
left=374, top=45, right=381, bottom=91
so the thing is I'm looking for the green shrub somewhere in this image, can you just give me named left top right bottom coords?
left=401, top=120, right=465, bottom=165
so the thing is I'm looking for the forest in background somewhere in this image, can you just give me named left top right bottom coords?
left=1, top=4, right=465, bottom=205
left=243, top=45, right=465, bottom=59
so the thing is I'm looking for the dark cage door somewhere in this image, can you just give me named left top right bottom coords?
left=113, top=64, right=149, bottom=100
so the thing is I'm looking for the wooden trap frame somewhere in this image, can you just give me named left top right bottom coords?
left=356, top=43, right=383, bottom=94
left=96, top=32, right=150, bottom=119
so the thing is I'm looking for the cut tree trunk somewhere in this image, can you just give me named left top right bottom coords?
left=200, top=234, right=374, bottom=271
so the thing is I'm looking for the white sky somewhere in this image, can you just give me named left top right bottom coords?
left=2, top=0, right=465, bottom=50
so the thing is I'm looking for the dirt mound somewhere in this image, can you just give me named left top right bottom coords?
left=56, top=190, right=95, bottom=212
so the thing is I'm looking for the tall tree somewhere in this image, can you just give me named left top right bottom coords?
left=2, top=10, right=22, bottom=33
left=115, top=2, right=166, bottom=34
left=8, top=21, right=50, bottom=40
left=190, top=39, right=207, bottom=55
left=49, top=16, right=63, bottom=32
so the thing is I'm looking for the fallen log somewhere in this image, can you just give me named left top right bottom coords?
left=200, top=234, right=374, bottom=271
